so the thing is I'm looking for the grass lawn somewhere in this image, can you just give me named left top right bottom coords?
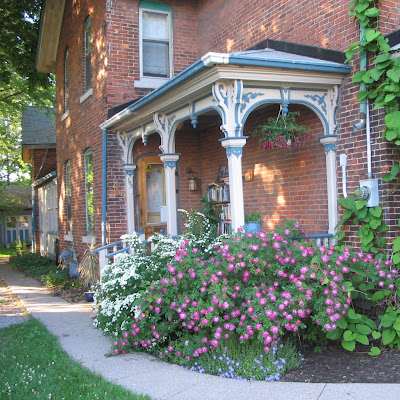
left=0, top=247, right=17, bottom=258
left=0, top=318, right=152, bottom=400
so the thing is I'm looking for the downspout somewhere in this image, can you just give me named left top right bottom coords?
left=31, top=186, right=35, bottom=251
left=102, top=129, right=107, bottom=246
left=353, top=25, right=372, bottom=179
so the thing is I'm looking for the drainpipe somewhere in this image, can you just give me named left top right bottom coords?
left=102, top=129, right=107, bottom=246
left=31, top=186, right=35, bottom=252
left=353, top=25, right=372, bottom=179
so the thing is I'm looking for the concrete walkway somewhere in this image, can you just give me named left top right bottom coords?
left=1, top=260, right=399, bottom=400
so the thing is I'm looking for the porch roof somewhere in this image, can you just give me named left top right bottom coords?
left=101, top=48, right=351, bottom=133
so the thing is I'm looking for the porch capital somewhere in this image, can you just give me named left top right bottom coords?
left=122, top=163, right=136, bottom=177
left=319, top=135, right=339, bottom=154
left=159, top=153, right=180, bottom=169
left=220, top=137, right=247, bottom=158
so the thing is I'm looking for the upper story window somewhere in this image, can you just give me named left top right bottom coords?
left=64, top=49, right=69, bottom=112
left=65, top=160, right=72, bottom=234
left=84, top=149, right=94, bottom=235
left=136, top=1, right=173, bottom=89
left=84, top=16, right=92, bottom=93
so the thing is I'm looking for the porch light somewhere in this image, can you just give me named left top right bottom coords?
left=187, top=168, right=197, bottom=191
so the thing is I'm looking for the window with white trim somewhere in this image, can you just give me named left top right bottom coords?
left=65, top=160, right=72, bottom=234
left=64, top=49, right=69, bottom=111
left=84, top=16, right=91, bottom=92
left=84, top=149, right=94, bottom=234
left=137, top=1, right=173, bottom=88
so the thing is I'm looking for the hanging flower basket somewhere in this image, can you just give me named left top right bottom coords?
left=252, top=111, right=310, bottom=150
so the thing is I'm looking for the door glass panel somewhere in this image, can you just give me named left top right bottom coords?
left=146, top=164, right=164, bottom=223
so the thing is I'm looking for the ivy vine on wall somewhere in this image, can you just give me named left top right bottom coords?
left=337, top=0, right=400, bottom=259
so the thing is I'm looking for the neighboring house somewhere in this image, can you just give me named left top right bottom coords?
left=35, top=0, right=400, bottom=261
left=0, top=186, right=32, bottom=247
left=21, top=107, right=58, bottom=260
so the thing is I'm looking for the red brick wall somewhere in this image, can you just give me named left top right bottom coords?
left=53, top=0, right=400, bottom=257
left=56, top=0, right=108, bottom=260
left=106, top=0, right=199, bottom=108
left=173, top=105, right=328, bottom=236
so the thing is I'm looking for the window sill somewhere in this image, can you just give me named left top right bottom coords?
left=64, top=234, right=73, bottom=242
left=80, top=88, right=93, bottom=104
left=61, top=110, right=70, bottom=121
left=82, top=235, right=96, bottom=244
left=134, top=78, right=170, bottom=89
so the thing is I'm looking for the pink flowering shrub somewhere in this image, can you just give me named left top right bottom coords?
left=101, top=221, right=400, bottom=369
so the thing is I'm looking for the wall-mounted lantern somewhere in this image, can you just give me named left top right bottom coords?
left=187, top=168, right=197, bottom=191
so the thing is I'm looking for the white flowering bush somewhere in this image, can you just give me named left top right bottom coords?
left=95, top=212, right=220, bottom=336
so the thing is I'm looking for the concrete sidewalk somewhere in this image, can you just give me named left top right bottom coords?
left=1, top=260, right=399, bottom=400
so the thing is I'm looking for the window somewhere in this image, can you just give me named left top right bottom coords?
left=84, top=150, right=94, bottom=234
left=84, top=16, right=91, bottom=92
left=64, top=49, right=69, bottom=111
left=65, top=161, right=72, bottom=234
left=137, top=1, right=173, bottom=87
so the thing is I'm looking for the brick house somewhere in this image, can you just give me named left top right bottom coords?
left=36, top=0, right=400, bottom=261
left=21, top=107, right=58, bottom=259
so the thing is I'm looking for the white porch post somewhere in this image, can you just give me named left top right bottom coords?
left=319, top=135, right=339, bottom=237
left=159, top=153, right=179, bottom=237
left=220, top=138, right=247, bottom=232
left=123, top=164, right=136, bottom=234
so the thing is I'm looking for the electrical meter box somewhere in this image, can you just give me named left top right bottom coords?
left=359, top=179, right=379, bottom=207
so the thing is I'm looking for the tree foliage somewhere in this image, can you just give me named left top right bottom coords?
left=0, top=0, right=55, bottom=183
left=0, top=0, right=55, bottom=111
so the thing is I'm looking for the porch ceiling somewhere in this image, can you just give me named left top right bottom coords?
left=101, top=49, right=351, bottom=135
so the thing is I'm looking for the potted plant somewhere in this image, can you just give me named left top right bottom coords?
left=78, top=243, right=100, bottom=302
left=252, top=110, right=310, bottom=150
left=245, top=212, right=262, bottom=233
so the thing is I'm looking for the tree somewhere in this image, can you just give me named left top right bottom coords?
left=0, top=0, right=55, bottom=110
left=0, top=0, right=55, bottom=184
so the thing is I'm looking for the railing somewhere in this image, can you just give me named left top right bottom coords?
left=91, top=239, right=132, bottom=276
left=308, top=234, right=334, bottom=246
left=92, top=231, right=334, bottom=278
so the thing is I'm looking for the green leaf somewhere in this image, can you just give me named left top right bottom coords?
left=352, top=70, right=367, bottom=82
left=369, top=218, right=381, bottom=229
left=385, top=128, right=398, bottom=142
left=387, top=66, right=400, bottom=83
left=343, top=330, right=355, bottom=341
left=386, top=111, right=400, bottom=130
left=369, top=206, right=382, bottom=218
left=392, top=317, right=400, bottom=331
left=356, top=199, right=367, bottom=210
left=393, top=236, right=400, bottom=252
left=365, top=29, right=380, bottom=43
left=364, top=7, right=380, bottom=17
left=326, top=329, right=343, bottom=340
left=342, top=209, right=354, bottom=221
left=382, top=329, right=396, bottom=345
left=339, top=195, right=356, bottom=210
left=355, top=1, right=369, bottom=13
left=361, top=230, right=374, bottom=245
left=382, top=313, right=397, bottom=327
left=356, top=324, right=373, bottom=335
left=356, top=91, right=368, bottom=101
left=374, top=52, right=391, bottom=64
left=393, top=252, right=400, bottom=265
left=368, top=347, right=381, bottom=356
left=359, top=282, right=375, bottom=291
left=342, top=339, right=356, bottom=351
left=385, top=93, right=397, bottom=103
left=337, top=318, right=348, bottom=329
left=371, top=291, right=386, bottom=302
left=347, top=309, right=362, bottom=321
left=355, top=332, right=369, bottom=345
left=372, top=331, right=381, bottom=340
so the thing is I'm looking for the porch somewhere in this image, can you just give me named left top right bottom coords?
left=101, top=48, right=351, bottom=249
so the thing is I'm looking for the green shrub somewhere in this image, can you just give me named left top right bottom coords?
left=10, top=252, right=56, bottom=278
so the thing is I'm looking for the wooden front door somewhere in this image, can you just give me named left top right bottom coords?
left=137, top=155, right=167, bottom=237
